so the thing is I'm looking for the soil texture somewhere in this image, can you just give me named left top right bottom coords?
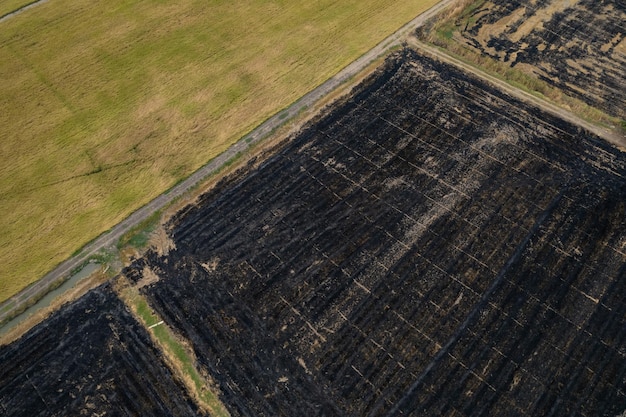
left=457, top=0, right=626, bottom=119
left=0, top=284, right=203, bottom=416
left=125, top=49, right=626, bottom=416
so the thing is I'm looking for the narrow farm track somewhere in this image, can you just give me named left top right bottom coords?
left=408, top=38, right=626, bottom=150
left=0, top=0, right=458, bottom=328
left=2, top=0, right=626, bottom=415
left=2, top=17, right=626, bottom=417
left=125, top=50, right=626, bottom=415
left=455, top=0, right=626, bottom=120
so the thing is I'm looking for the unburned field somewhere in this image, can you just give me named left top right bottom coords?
left=121, top=50, right=626, bottom=416
left=422, top=0, right=626, bottom=121
left=0, top=0, right=34, bottom=18
left=0, top=0, right=438, bottom=302
left=0, top=284, right=202, bottom=416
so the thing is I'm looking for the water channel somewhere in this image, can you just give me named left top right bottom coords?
left=0, top=262, right=101, bottom=338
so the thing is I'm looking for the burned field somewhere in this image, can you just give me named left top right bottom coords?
left=124, top=49, right=626, bottom=416
left=0, top=285, right=202, bottom=416
left=455, top=0, right=626, bottom=119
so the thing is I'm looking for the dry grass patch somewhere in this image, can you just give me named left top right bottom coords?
left=0, top=0, right=35, bottom=18
left=0, top=0, right=438, bottom=301
left=417, top=0, right=624, bottom=128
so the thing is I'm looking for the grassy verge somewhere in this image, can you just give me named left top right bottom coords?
left=415, top=0, right=622, bottom=129
left=117, top=210, right=162, bottom=251
left=119, top=282, right=230, bottom=417
left=0, top=0, right=439, bottom=302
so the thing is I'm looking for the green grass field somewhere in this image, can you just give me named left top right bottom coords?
left=0, top=0, right=438, bottom=302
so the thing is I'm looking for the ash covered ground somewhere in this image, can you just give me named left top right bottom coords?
left=1, top=48, right=626, bottom=416
left=0, top=285, right=203, bottom=416
left=125, top=49, right=626, bottom=416
left=457, top=0, right=626, bottom=119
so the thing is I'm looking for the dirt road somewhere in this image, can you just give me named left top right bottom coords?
left=407, top=38, right=626, bottom=150
left=3, top=0, right=623, bottom=329
left=0, top=0, right=459, bottom=327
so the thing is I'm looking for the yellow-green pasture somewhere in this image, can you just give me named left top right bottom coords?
left=0, top=0, right=35, bottom=18
left=0, top=0, right=438, bottom=301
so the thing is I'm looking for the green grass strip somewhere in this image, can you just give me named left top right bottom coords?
left=128, top=290, right=230, bottom=417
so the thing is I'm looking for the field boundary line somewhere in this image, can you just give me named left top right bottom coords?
left=0, top=0, right=458, bottom=328
left=0, top=0, right=48, bottom=23
left=407, top=38, right=626, bottom=149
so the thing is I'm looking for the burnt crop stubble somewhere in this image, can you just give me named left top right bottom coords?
left=124, top=49, right=626, bottom=416
left=455, top=0, right=626, bottom=120
left=0, top=0, right=440, bottom=302
left=0, top=284, right=203, bottom=416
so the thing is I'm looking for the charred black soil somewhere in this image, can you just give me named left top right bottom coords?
left=452, top=0, right=626, bottom=119
left=123, top=49, right=626, bottom=416
left=1, top=47, right=625, bottom=416
left=0, top=285, right=203, bottom=416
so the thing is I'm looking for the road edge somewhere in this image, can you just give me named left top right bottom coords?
left=0, top=0, right=458, bottom=328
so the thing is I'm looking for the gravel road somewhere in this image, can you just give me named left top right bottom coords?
left=407, top=38, right=626, bottom=149
left=0, top=0, right=458, bottom=326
